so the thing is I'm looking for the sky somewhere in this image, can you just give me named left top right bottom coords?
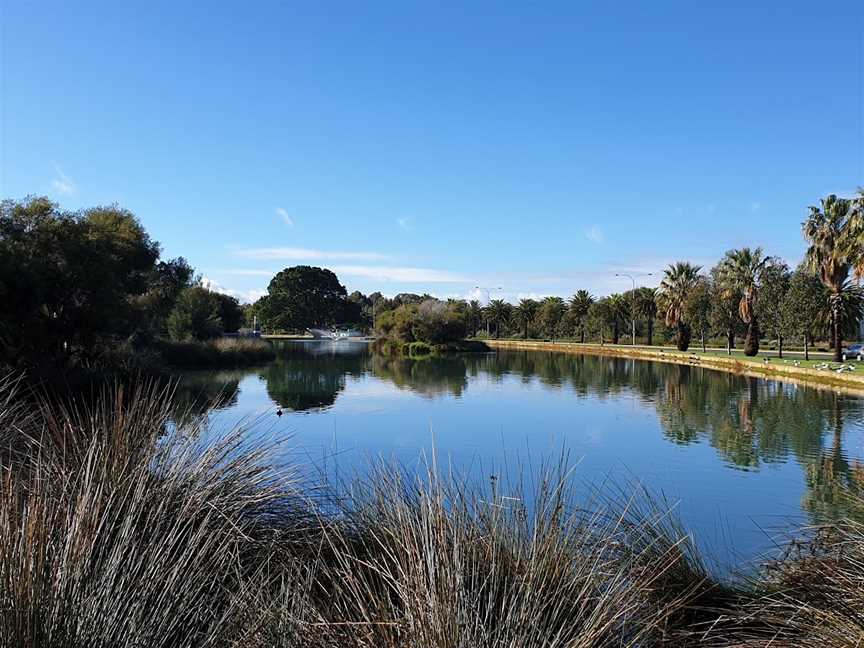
left=1, top=1, right=863, bottom=303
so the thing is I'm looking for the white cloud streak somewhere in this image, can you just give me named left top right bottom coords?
left=201, top=276, right=266, bottom=304
left=275, top=207, right=294, bottom=227
left=397, top=216, right=414, bottom=231
left=233, top=247, right=389, bottom=261
left=584, top=225, right=604, bottom=244
left=330, top=265, right=472, bottom=283
left=50, top=163, right=76, bottom=195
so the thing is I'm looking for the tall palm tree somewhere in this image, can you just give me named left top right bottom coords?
left=568, top=290, right=594, bottom=343
left=485, top=299, right=511, bottom=339
left=606, top=294, right=628, bottom=344
left=656, top=262, right=702, bottom=351
left=634, top=287, right=657, bottom=345
left=513, top=298, right=539, bottom=339
left=717, top=247, right=772, bottom=357
left=803, top=194, right=861, bottom=361
left=467, top=300, right=483, bottom=337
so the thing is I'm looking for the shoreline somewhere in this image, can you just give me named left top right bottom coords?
left=481, top=339, right=864, bottom=395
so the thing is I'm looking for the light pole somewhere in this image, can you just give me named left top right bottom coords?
left=614, top=273, right=653, bottom=345
left=475, top=285, right=503, bottom=337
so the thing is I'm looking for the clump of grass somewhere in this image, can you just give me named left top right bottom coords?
left=3, top=372, right=864, bottom=646
left=158, top=337, right=276, bottom=368
left=0, top=376, right=307, bottom=648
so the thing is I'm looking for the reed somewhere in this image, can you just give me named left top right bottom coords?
left=2, top=374, right=863, bottom=647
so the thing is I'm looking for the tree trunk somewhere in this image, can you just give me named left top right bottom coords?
left=580, top=326, right=585, bottom=343
left=833, top=303, right=842, bottom=362
left=647, top=319, right=654, bottom=346
left=523, top=322, right=528, bottom=339
left=804, top=334, right=810, bottom=361
left=676, top=323, right=691, bottom=351
left=612, top=322, right=619, bottom=345
left=701, top=331, right=706, bottom=352
left=778, top=335, right=783, bottom=359
left=744, top=319, right=759, bottom=357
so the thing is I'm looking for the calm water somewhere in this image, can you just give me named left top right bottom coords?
left=175, top=340, right=864, bottom=566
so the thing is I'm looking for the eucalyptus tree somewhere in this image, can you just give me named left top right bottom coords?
left=803, top=194, right=862, bottom=361
left=781, top=267, right=826, bottom=360
left=568, top=290, right=595, bottom=343
left=685, top=277, right=712, bottom=352
left=656, top=262, right=702, bottom=351
left=717, top=247, right=773, bottom=356
left=513, top=298, right=539, bottom=339
left=756, top=261, right=791, bottom=357
left=708, top=265, right=741, bottom=354
left=485, top=299, right=511, bottom=339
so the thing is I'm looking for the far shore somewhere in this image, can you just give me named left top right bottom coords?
left=481, top=338, right=864, bottom=395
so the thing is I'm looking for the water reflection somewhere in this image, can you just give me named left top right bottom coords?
left=176, top=342, right=864, bottom=528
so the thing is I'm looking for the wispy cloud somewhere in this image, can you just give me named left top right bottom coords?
left=50, top=162, right=76, bottom=195
left=208, top=269, right=274, bottom=276
left=750, top=201, right=761, bottom=213
left=584, top=225, right=604, bottom=244
left=275, top=207, right=294, bottom=227
left=397, top=216, right=414, bottom=231
left=233, top=247, right=389, bottom=261
left=330, top=265, right=472, bottom=283
left=201, top=277, right=266, bottom=304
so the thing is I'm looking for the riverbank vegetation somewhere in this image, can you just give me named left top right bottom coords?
left=2, top=375, right=863, bottom=647
left=0, top=197, right=269, bottom=380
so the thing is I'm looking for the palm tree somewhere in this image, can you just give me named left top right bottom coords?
left=634, top=287, right=657, bottom=345
left=656, top=262, right=702, bottom=351
left=717, top=247, right=772, bottom=356
left=513, top=298, right=539, bottom=339
left=467, top=300, right=483, bottom=337
left=606, top=293, right=628, bottom=344
left=485, top=299, right=511, bottom=339
left=803, top=194, right=861, bottom=361
left=568, top=290, right=594, bottom=343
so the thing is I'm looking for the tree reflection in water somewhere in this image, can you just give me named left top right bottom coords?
left=175, top=343, right=864, bottom=525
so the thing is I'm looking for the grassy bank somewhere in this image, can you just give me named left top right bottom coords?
left=2, top=375, right=863, bottom=646
left=157, top=337, right=276, bottom=368
left=482, top=339, right=864, bottom=394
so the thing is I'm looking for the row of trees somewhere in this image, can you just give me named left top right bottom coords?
left=1, top=197, right=245, bottom=369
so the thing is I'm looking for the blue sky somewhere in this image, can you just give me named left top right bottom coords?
left=2, top=1, right=862, bottom=303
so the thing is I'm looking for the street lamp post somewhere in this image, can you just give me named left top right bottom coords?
left=475, top=285, right=503, bottom=337
left=615, top=273, right=653, bottom=346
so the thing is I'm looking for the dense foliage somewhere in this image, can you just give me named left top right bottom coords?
left=1, top=197, right=253, bottom=372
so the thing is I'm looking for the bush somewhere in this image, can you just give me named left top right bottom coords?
left=166, top=286, right=224, bottom=341
left=375, top=299, right=467, bottom=351
left=157, top=337, right=275, bottom=368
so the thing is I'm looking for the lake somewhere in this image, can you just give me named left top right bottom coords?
left=174, top=340, right=864, bottom=568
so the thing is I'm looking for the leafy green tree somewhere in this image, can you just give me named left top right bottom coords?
left=537, top=297, right=565, bottom=340
left=212, top=292, right=244, bottom=333
left=717, top=247, right=772, bottom=356
left=166, top=286, right=223, bottom=341
left=568, top=290, right=595, bottom=343
left=756, top=261, right=791, bottom=357
left=803, top=194, right=861, bottom=361
left=513, top=298, right=539, bottom=339
left=685, top=278, right=712, bottom=352
left=657, top=262, right=702, bottom=351
left=258, top=266, right=348, bottom=332
left=0, top=197, right=160, bottom=366
left=708, top=265, right=741, bottom=354
left=587, top=299, right=614, bottom=343
left=781, top=266, right=827, bottom=360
